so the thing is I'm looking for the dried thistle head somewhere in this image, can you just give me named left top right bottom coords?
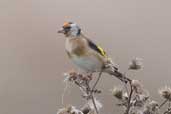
left=129, top=58, right=143, bottom=70
left=81, top=98, right=102, bottom=114
left=158, top=86, right=171, bottom=101
left=64, top=71, right=92, bottom=83
left=111, top=86, right=123, bottom=100
left=123, top=92, right=129, bottom=101
left=57, top=105, right=73, bottom=114
left=132, top=94, right=149, bottom=108
left=57, top=105, right=83, bottom=114
left=64, top=71, right=81, bottom=82
left=138, top=94, right=149, bottom=102
left=149, top=101, right=159, bottom=108
left=64, top=71, right=77, bottom=82
left=131, top=80, right=144, bottom=94
left=143, top=100, right=159, bottom=114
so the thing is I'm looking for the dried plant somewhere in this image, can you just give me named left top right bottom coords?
left=159, top=86, right=171, bottom=101
left=57, top=105, right=84, bottom=114
left=57, top=58, right=171, bottom=114
left=129, top=58, right=143, bottom=70
left=62, top=71, right=102, bottom=114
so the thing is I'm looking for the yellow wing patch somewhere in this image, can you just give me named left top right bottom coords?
left=97, top=46, right=107, bottom=57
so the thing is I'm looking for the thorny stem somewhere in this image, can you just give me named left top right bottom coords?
left=159, top=99, right=168, bottom=109
left=125, top=81, right=134, bottom=114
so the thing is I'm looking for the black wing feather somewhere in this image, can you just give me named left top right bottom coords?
left=87, top=39, right=106, bottom=57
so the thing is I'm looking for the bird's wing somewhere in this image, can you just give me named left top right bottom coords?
left=86, top=38, right=107, bottom=57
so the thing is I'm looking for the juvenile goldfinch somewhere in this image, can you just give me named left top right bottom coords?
left=58, top=22, right=130, bottom=83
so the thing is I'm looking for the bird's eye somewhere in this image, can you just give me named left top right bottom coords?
left=63, top=26, right=71, bottom=30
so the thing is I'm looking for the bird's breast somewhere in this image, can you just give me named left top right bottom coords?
left=65, top=38, right=87, bottom=57
left=71, top=55, right=103, bottom=72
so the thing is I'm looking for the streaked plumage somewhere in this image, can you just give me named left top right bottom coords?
left=58, top=22, right=130, bottom=83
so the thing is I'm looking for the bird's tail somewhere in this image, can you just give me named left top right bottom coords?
left=109, top=69, right=131, bottom=83
left=104, top=65, right=131, bottom=83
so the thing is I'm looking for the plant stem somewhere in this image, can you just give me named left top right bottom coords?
left=125, top=81, right=133, bottom=114
left=92, top=71, right=102, bottom=92
left=159, top=99, right=168, bottom=109
left=91, top=94, right=99, bottom=114
left=84, top=72, right=103, bottom=114
left=86, top=82, right=99, bottom=114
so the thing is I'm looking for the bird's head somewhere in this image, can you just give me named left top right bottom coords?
left=58, top=22, right=81, bottom=37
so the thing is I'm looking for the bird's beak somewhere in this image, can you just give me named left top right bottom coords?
left=57, top=28, right=65, bottom=33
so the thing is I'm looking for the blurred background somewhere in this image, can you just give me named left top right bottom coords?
left=1, top=0, right=171, bottom=114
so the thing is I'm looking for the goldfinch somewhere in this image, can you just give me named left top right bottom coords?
left=58, top=22, right=130, bottom=83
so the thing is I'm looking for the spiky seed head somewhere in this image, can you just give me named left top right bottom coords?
left=129, top=58, right=143, bottom=70
left=158, top=86, right=171, bottom=101
left=112, top=87, right=123, bottom=100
